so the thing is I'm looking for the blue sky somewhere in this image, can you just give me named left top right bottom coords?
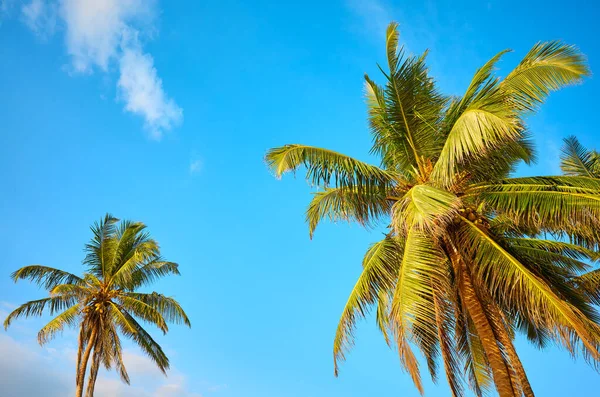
left=1, top=0, right=600, bottom=396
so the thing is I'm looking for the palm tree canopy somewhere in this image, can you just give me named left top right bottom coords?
left=266, top=22, right=600, bottom=397
left=4, top=214, right=190, bottom=386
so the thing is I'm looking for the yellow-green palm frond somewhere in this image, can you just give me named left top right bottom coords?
left=573, top=269, right=600, bottom=305
left=4, top=295, right=78, bottom=329
left=373, top=23, right=447, bottom=175
left=120, top=260, right=181, bottom=291
left=561, top=136, right=600, bottom=178
left=116, top=296, right=168, bottom=334
left=121, top=292, right=190, bottom=327
left=456, top=218, right=600, bottom=359
left=333, top=236, right=401, bottom=376
left=306, top=185, right=393, bottom=239
left=502, top=41, right=590, bottom=112
left=38, top=303, right=82, bottom=345
left=11, top=265, right=83, bottom=290
left=393, top=184, right=460, bottom=233
left=265, top=144, right=397, bottom=189
left=432, top=50, right=522, bottom=186
left=112, top=307, right=170, bottom=373
left=390, top=229, right=449, bottom=395
left=466, top=176, right=600, bottom=231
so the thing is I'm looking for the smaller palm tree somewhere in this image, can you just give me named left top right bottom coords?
left=4, top=214, right=190, bottom=397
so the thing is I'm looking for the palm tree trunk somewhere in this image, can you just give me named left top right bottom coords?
left=460, top=266, right=516, bottom=397
left=76, top=327, right=84, bottom=388
left=487, top=302, right=535, bottom=397
left=75, top=328, right=97, bottom=397
left=85, top=347, right=102, bottom=397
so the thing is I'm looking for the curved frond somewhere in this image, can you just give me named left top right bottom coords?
left=307, top=185, right=393, bottom=238
left=38, top=303, right=82, bottom=344
left=502, top=41, right=590, bottom=112
left=391, top=229, right=448, bottom=394
left=118, top=260, right=181, bottom=290
left=121, top=292, right=190, bottom=327
left=4, top=295, right=78, bottom=329
left=265, top=145, right=396, bottom=189
left=457, top=217, right=600, bottom=359
left=560, top=136, right=600, bottom=178
left=333, top=236, right=401, bottom=375
left=11, top=265, right=83, bottom=290
left=393, top=184, right=460, bottom=233
left=117, top=296, right=168, bottom=333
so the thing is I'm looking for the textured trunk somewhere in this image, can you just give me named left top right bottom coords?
left=75, top=328, right=97, bottom=397
left=488, top=303, right=535, bottom=397
left=85, top=347, right=101, bottom=397
left=460, top=267, right=517, bottom=397
left=76, top=327, right=84, bottom=388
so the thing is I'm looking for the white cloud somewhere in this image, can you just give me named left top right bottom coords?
left=118, top=35, right=183, bottom=138
left=21, top=0, right=56, bottom=36
left=14, top=0, right=182, bottom=138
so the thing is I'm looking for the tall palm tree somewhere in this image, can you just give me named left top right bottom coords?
left=266, top=22, right=600, bottom=397
left=4, top=214, right=190, bottom=397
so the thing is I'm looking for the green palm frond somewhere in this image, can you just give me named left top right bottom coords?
left=11, top=265, right=83, bottom=290
left=457, top=218, right=599, bottom=359
left=117, top=296, right=168, bottom=333
left=561, top=136, right=600, bottom=178
left=393, top=184, right=460, bottom=233
left=376, top=23, right=447, bottom=175
left=265, top=145, right=397, bottom=189
left=390, top=229, right=449, bottom=394
left=4, top=296, right=78, bottom=329
left=113, top=308, right=170, bottom=373
left=306, top=185, right=393, bottom=238
left=502, top=41, right=590, bottom=112
left=572, top=269, right=600, bottom=305
left=333, top=236, right=401, bottom=375
left=38, top=303, right=82, bottom=344
left=121, top=292, right=190, bottom=326
left=121, top=260, right=181, bottom=290
left=432, top=50, right=522, bottom=186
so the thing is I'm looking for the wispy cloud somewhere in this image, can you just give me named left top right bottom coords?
left=21, top=0, right=56, bottom=37
left=189, top=157, right=202, bottom=175
left=14, top=0, right=182, bottom=138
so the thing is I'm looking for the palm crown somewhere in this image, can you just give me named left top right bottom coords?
left=4, top=214, right=190, bottom=397
left=266, top=22, right=600, bottom=397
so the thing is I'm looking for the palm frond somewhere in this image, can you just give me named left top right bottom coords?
left=265, top=145, right=397, bottom=189
left=393, top=184, right=460, bottom=233
left=4, top=296, right=78, bottom=329
left=121, top=292, right=190, bottom=327
left=306, top=185, right=393, bottom=238
left=502, top=41, right=590, bottom=112
left=38, top=303, right=82, bottom=344
left=333, top=236, right=401, bottom=375
left=11, top=265, right=83, bottom=290
left=560, top=136, right=600, bottom=178
left=457, top=217, right=600, bottom=359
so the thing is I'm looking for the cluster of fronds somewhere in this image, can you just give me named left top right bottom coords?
left=266, top=22, right=599, bottom=397
left=4, top=215, right=190, bottom=397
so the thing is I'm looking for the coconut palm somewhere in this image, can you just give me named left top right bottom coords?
left=4, top=214, right=190, bottom=397
left=266, top=22, right=600, bottom=397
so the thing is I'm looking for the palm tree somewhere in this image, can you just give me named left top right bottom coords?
left=4, top=214, right=190, bottom=397
left=266, top=22, right=600, bottom=397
